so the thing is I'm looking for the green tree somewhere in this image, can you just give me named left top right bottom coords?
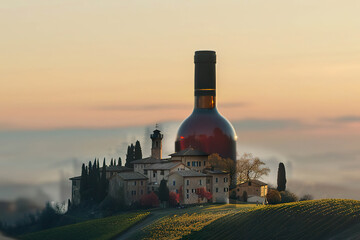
left=277, top=162, right=287, bottom=191
left=158, top=179, right=169, bottom=203
left=99, top=158, right=108, bottom=202
left=134, top=140, right=142, bottom=160
left=118, top=157, right=122, bottom=166
left=80, top=163, right=87, bottom=201
left=110, top=158, right=114, bottom=166
left=125, top=144, right=135, bottom=168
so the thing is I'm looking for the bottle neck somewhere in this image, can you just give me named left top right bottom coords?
left=195, top=96, right=216, bottom=109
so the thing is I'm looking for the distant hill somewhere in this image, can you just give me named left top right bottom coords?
left=184, top=199, right=360, bottom=240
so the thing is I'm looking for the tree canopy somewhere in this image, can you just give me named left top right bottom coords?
left=237, top=153, right=270, bottom=184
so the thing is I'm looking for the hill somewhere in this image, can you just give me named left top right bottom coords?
left=18, top=212, right=149, bottom=240
left=184, top=199, right=360, bottom=240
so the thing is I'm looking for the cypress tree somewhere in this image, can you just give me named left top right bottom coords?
left=277, top=162, right=287, bottom=191
left=100, top=158, right=108, bottom=201
left=158, top=179, right=169, bottom=202
left=110, top=158, right=113, bottom=166
left=118, top=157, right=122, bottom=166
left=80, top=163, right=86, bottom=201
left=125, top=145, right=135, bottom=168
left=134, top=140, right=142, bottom=160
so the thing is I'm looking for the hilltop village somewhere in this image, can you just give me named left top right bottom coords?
left=70, top=129, right=238, bottom=206
left=69, top=129, right=270, bottom=208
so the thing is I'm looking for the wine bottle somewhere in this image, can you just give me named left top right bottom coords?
left=175, top=50, right=237, bottom=161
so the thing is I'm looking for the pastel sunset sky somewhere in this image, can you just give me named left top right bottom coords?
left=1, top=0, right=359, bottom=130
left=0, top=1, right=360, bottom=202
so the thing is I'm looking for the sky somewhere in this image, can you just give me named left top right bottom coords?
left=0, top=0, right=360, bottom=202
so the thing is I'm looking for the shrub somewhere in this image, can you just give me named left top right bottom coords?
left=140, top=192, right=160, bottom=208
left=169, top=192, right=180, bottom=207
left=300, top=194, right=313, bottom=201
left=242, top=191, right=248, bottom=202
left=196, top=187, right=212, bottom=200
left=266, top=190, right=281, bottom=204
left=280, top=191, right=298, bottom=203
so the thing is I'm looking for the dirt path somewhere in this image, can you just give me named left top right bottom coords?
left=115, top=207, right=192, bottom=240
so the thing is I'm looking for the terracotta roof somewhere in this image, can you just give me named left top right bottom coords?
left=238, top=180, right=267, bottom=186
left=117, top=172, right=148, bottom=180
left=105, top=166, right=133, bottom=172
left=170, top=147, right=209, bottom=157
left=204, top=169, right=229, bottom=175
left=173, top=170, right=207, bottom=177
left=132, top=157, right=165, bottom=164
left=144, top=162, right=183, bottom=170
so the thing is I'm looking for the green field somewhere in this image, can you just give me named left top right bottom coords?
left=18, top=212, right=149, bottom=240
left=184, top=199, right=360, bottom=240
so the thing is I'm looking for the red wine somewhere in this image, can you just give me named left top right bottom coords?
left=175, top=51, right=237, bottom=161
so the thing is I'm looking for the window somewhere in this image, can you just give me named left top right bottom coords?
left=161, top=170, right=164, bottom=175
left=199, top=180, right=202, bottom=185
left=176, top=189, right=178, bottom=193
left=187, top=162, right=190, bottom=167
left=141, top=181, right=143, bottom=186
left=186, top=189, right=189, bottom=193
left=134, top=181, right=137, bottom=186
left=186, top=194, right=189, bottom=199
left=207, top=179, right=210, bottom=184
left=224, top=188, right=228, bottom=192
left=173, top=180, right=176, bottom=186
left=153, top=171, right=156, bottom=178
left=144, top=170, right=148, bottom=175
left=186, top=179, right=190, bottom=186
left=192, top=189, right=194, bottom=193
left=224, top=177, right=228, bottom=183
left=204, top=161, right=206, bottom=166
left=216, top=188, right=219, bottom=193
left=192, top=161, right=195, bottom=167
left=216, top=178, right=218, bottom=183
left=156, top=141, right=159, bottom=147
left=199, top=161, right=201, bottom=167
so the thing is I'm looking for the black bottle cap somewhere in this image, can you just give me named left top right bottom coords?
left=194, top=50, right=216, bottom=96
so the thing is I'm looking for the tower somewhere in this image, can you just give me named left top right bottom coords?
left=150, top=128, right=163, bottom=159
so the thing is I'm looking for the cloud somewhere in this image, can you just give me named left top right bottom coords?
left=95, top=102, right=247, bottom=111
left=325, top=115, right=360, bottom=123
left=232, top=118, right=308, bottom=131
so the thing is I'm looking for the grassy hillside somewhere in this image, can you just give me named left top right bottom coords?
left=131, top=204, right=256, bottom=240
left=184, top=199, right=360, bottom=240
left=18, top=212, right=149, bottom=240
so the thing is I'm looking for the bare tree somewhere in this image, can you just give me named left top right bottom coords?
left=237, top=153, right=270, bottom=184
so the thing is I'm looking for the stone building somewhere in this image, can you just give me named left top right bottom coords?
left=168, top=170, right=208, bottom=205
left=69, top=165, right=132, bottom=206
left=108, top=172, right=148, bottom=206
left=170, top=148, right=209, bottom=172
left=69, top=176, right=81, bottom=205
left=204, top=170, right=230, bottom=203
left=233, top=180, right=268, bottom=201
left=144, top=162, right=189, bottom=192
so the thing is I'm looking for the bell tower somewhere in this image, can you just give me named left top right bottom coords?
left=150, top=128, right=163, bottom=159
